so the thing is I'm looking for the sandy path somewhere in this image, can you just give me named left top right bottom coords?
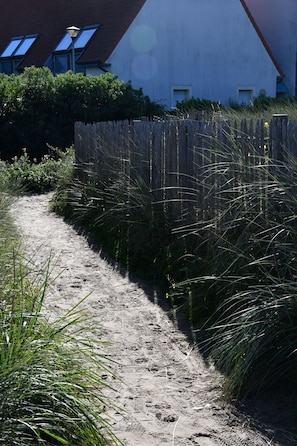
left=10, top=193, right=279, bottom=446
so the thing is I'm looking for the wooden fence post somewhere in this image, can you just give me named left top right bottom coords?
left=271, top=114, right=288, bottom=161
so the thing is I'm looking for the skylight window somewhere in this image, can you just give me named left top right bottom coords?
left=14, top=37, right=37, bottom=56
left=0, top=35, right=38, bottom=58
left=74, top=28, right=97, bottom=49
left=54, top=26, right=98, bottom=52
left=51, top=25, right=99, bottom=75
left=55, top=34, right=72, bottom=51
left=1, top=39, right=23, bottom=57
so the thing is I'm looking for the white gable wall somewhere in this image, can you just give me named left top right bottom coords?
left=245, top=0, right=297, bottom=96
left=107, top=0, right=279, bottom=108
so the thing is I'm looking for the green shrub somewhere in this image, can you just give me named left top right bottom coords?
left=0, top=67, right=164, bottom=160
left=4, top=147, right=75, bottom=194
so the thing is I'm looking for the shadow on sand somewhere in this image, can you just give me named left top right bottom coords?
left=68, top=218, right=297, bottom=446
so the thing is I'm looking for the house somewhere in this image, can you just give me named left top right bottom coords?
left=244, top=0, right=297, bottom=96
left=0, top=0, right=286, bottom=109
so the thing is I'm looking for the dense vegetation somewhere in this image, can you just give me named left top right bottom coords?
left=0, top=66, right=164, bottom=160
left=0, top=69, right=164, bottom=444
left=3, top=72, right=297, bottom=415
left=2, top=147, right=74, bottom=193
left=51, top=98, right=297, bottom=401
left=0, top=162, right=121, bottom=444
left=175, top=94, right=297, bottom=117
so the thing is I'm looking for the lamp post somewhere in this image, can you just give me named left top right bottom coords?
left=66, top=25, right=80, bottom=73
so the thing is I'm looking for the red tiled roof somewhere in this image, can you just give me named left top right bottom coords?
left=240, top=0, right=284, bottom=77
left=0, top=0, right=146, bottom=68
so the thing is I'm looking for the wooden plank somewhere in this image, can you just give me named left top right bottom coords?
left=151, top=122, right=163, bottom=195
left=271, top=114, right=288, bottom=162
left=74, top=116, right=297, bottom=231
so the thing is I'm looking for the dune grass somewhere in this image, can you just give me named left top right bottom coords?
left=176, top=94, right=297, bottom=122
left=51, top=153, right=172, bottom=285
left=0, top=173, right=121, bottom=444
left=51, top=103, right=297, bottom=400
left=172, top=137, right=297, bottom=398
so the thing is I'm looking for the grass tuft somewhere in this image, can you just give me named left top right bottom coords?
left=0, top=169, right=121, bottom=445
left=51, top=108, right=297, bottom=400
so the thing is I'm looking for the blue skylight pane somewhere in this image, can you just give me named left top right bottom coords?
left=1, top=39, right=22, bottom=57
left=74, top=28, right=96, bottom=49
left=14, top=37, right=36, bottom=56
left=55, top=34, right=72, bottom=51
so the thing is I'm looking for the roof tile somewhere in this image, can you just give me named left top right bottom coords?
left=0, top=0, right=146, bottom=68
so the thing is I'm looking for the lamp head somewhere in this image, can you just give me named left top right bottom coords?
left=66, top=26, right=80, bottom=39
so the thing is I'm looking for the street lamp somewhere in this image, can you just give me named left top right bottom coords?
left=66, top=26, right=80, bottom=73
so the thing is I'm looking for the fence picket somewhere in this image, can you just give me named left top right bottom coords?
left=74, top=116, right=296, bottom=224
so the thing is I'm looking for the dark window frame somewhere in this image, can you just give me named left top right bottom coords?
left=0, top=34, right=38, bottom=74
left=52, top=25, right=99, bottom=74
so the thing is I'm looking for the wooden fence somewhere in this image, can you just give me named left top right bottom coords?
left=74, top=114, right=297, bottom=224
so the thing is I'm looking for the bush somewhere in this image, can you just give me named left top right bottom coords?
left=0, top=67, right=164, bottom=160
left=4, top=147, right=75, bottom=194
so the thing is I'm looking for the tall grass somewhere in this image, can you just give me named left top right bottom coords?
left=0, top=172, right=121, bottom=444
left=176, top=95, right=297, bottom=122
left=52, top=107, right=297, bottom=400
left=173, top=134, right=297, bottom=398
left=52, top=153, right=173, bottom=284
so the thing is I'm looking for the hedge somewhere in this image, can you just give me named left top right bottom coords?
left=0, top=67, right=164, bottom=160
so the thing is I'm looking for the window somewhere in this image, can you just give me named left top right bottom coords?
left=14, top=37, right=37, bottom=56
left=52, top=25, right=99, bottom=74
left=74, top=28, right=97, bottom=49
left=1, top=39, right=23, bottom=57
left=171, top=86, right=192, bottom=108
left=55, top=34, right=73, bottom=52
left=0, top=35, right=38, bottom=74
left=53, top=54, right=69, bottom=74
left=237, top=88, right=254, bottom=106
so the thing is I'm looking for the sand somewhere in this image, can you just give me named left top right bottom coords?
left=10, top=192, right=295, bottom=446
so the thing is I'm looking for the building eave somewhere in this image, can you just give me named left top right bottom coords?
left=240, top=0, right=284, bottom=78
